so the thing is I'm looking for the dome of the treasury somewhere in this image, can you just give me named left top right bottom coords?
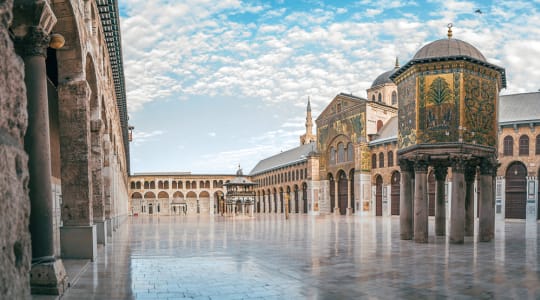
left=370, top=69, right=395, bottom=88
left=412, top=38, right=487, bottom=62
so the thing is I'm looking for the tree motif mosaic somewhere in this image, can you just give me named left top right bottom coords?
left=463, top=72, right=497, bottom=147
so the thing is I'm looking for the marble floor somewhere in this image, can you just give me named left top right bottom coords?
left=60, top=215, right=540, bottom=299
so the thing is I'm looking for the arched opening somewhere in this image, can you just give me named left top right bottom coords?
left=428, top=171, right=435, bottom=216
left=503, top=136, right=513, bottom=156
left=379, top=152, right=384, bottom=168
left=377, top=120, right=383, bottom=132
left=328, top=173, right=335, bottom=213
left=158, top=191, right=169, bottom=199
left=186, top=191, right=197, bottom=215
left=388, top=151, right=394, bottom=167
left=378, top=93, right=382, bottom=102
left=347, top=143, right=354, bottom=161
left=329, top=147, right=335, bottom=165
left=302, top=182, right=308, bottom=213
left=199, top=191, right=210, bottom=214
left=148, top=203, right=153, bottom=215
left=337, top=143, right=345, bottom=163
left=505, top=162, right=527, bottom=219
left=164, top=181, right=169, bottom=189
left=136, top=181, right=141, bottom=189
left=372, top=94, right=375, bottom=101
left=519, top=135, right=529, bottom=156
left=349, top=169, right=355, bottom=214
left=273, top=188, right=277, bottom=213
left=294, top=185, right=299, bottom=213
left=391, top=91, right=397, bottom=105
left=536, top=134, right=540, bottom=155
left=375, top=175, right=383, bottom=216
left=338, top=170, right=348, bottom=215
left=372, top=154, right=377, bottom=169
left=279, top=188, right=284, bottom=213
left=391, top=171, right=400, bottom=215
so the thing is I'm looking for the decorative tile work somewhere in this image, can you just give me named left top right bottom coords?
left=463, top=72, right=497, bottom=147
left=397, top=74, right=417, bottom=149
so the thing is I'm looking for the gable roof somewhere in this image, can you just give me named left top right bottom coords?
left=316, top=93, right=366, bottom=124
left=499, top=92, right=540, bottom=125
left=249, top=142, right=315, bottom=176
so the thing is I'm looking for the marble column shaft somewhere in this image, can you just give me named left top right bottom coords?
left=450, top=159, right=466, bottom=244
left=434, top=165, right=448, bottom=236
left=479, top=160, right=496, bottom=242
left=399, top=160, right=414, bottom=240
left=464, top=167, right=476, bottom=237
left=413, top=161, right=429, bottom=243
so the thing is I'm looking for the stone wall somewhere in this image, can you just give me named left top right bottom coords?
left=0, top=0, right=31, bottom=297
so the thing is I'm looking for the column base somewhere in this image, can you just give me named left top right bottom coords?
left=60, top=225, right=97, bottom=261
left=95, top=220, right=107, bottom=245
left=347, top=208, right=353, bottom=216
left=30, top=258, right=68, bottom=295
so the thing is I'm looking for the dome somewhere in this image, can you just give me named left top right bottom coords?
left=371, top=69, right=395, bottom=88
left=412, top=38, right=486, bottom=62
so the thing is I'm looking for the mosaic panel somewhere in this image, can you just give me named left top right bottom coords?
left=462, top=72, right=497, bottom=147
left=397, top=74, right=417, bottom=149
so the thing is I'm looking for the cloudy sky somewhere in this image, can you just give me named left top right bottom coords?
left=119, top=0, right=540, bottom=175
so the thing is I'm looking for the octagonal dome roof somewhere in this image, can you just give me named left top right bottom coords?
left=371, top=69, right=395, bottom=88
left=413, top=38, right=487, bottom=62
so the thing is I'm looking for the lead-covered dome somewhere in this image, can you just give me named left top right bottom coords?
left=371, top=69, right=395, bottom=88
left=412, top=38, right=486, bottom=62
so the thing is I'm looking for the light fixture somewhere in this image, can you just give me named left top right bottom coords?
left=49, top=33, right=65, bottom=49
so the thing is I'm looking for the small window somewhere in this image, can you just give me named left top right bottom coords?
left=391, top=91, right=397, bottom=105
left=377, top=120, right=383, bottom=132
left=337, top=143, right=345, bottom=163
left=372, top=154, right=377, bottom=169
left=388, top=151, right=394, bottom=167
left=329, top=147, right=336, bottom=164
left=372, top=95, right=375, bottom=101
left=347, top=143, right=354, bottom=161
left=378, top=93, right=382, bottom=102
left=379, top=152, right=384, bottom=168
left=503, top=136, right=513, bottom=156
left=519, top=135, right=529, bottom=156
left=536, top=134, right=540, bottom=155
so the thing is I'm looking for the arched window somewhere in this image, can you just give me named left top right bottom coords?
left=192, top=181, right=197, bottom=189
left=186, top=181, right=191, bottom=189
left=372, top=154, right=377, bottom=169
left=178, top=181, right=183, bottom=189
left=391, top=91, right=397, bottom=105
left=378, top=93, right=382, bottom=102
left=371, top=94, right=375, bottom=101
left=130, top=182, right=136, bottom=189
left=337, top=143, right=345, bottom=163
left=150, top=181, right=155, bottom=189
left=158, top=181, right=163, bottom=189
left=519, top=135, right=529, bottom=156
left=347, top=143, right=354, bottom=161
left=164, top=181, right=169, bottom=189
left=503, top=136, right=513, bottom=156
left=172, top=181, right=177, bottom=189
left=377, top=120, right=383, bottom=132
left=136, top=182, right=141, bottom=189
left=388, top=151, right=394, bottom=167
left=536, top=134, right=540, bottom=155
left=329, top=147, right=336, bottom=164
left=144, top=181, right=149, bottom=189
left=379, top=152, right=384, bottom=168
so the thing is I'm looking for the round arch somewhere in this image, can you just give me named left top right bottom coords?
left=144, top=191, right=156, bottom=199
left=337, top=169, right=348, bottom=215
left=505, top=161, right=527, bottom=219
left=131, top=192, right=142, bottom=199
left=157, top=191, right=169, bottom=199
left=390, top=171, right=401, bottom=215
left=375, top=174, right=383, bottom=216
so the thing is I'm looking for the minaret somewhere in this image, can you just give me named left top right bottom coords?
left=300, top=97, right=316, bottom=145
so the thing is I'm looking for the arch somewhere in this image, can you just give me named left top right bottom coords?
left=279, top=187, right=284, bottom=213
left=328, top=173, right=335, bottom=213
left=375, top=175, right=383, bottom=216
left=192, top=181, right=197, bottom=189
left=428, top=171, right=435, bottom=216
left=186, top=191, right=198, bottom=214
left=149, top=181, right=156, bottom=189
left=377, top=93, right=382, bottom=102
left=144, top=191, right=156, bottom=199
left=372, top=154, right=377, bottom=169
left=273, top=188, right=278, bottom=213
left=349, top=168, right=355, bottom=214
left=213, top=180, right=218, bottom=188
left=199, top=191, right=210, bottom=197
left=164, top=181, right=169, bottom=189
left=337, top=170, right=348, bottom=215
left=371, top=94, right=375, bottom=101
left=186, top=191, right=197, bottom=198
left=205, top=181, right=210, bottom=189
left=390, top=171, right=400, bottom=215
left=199, top=181, right=205, bottom=188
left=186, top=181, right=191, bottom=189
left=329, top=146, right=336, bottom=165
left=157, top=191, right=169, bottom=199
left=52, top=0, right=84, bottom=81
left=130, top=181, right=136, bottom=189
left=131, top=192, right=142, bottom=199
left=519, top=135, right=529, bottom=156
left=379, top=152, right=384, bottom=168
left=505, top=161, right=527, bottom=219
left=172, top=191, right=184, bottom=198
left=172, top=181, right=177, bottom=189
left=388, top=151, right=394, bottom=167
left=158, top=181, right=164, bottom=189
left=178, top=181, right=183, bottom=189
left=391, top=91, right=397, bottom=105
left=503, top=135, right=513, bottom=156
left=136, top=181, right=141, bottom=189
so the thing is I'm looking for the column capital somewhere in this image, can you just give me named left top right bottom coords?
left=450, top=154, right=470, bottom=173
left=479, top=158, right=499, bottom=176
left=433, top=164, right=448, bottom=181
left=398, top=159, right=414, bottom=173
left=15, top=26, right=50, bottom=57
left=413, top=159, right=429, bottom=173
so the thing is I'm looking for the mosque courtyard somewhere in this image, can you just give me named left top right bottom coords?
left=57, top=215, right=540, bottom=299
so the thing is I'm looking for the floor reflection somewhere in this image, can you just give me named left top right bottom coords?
left=62, top=215, right=540, bottom=299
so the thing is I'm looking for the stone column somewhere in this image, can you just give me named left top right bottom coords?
left=91, top=119, right=106, bottom=244
left=434, top=164, right=447, bottom=236
left=102, top=135, right=113, bottom=237
left=58, top=79, right=97, bottom=260
left=399, top=160, right=414, bottom=240
left=464, top=166, right=476, bottom=237
left=413, top=159, right=429, bottom=243
left=479, top=159, right=496, bottom=242
left=16, top=24, right=67, bottom=295
left=347, top=178, right=352, bottom=215
left=450, top=157, right=467, bottom=244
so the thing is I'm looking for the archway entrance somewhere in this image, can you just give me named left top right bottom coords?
left=148, top=203, right=153, bottom=215
left=428, top=171, right=435, bottom=216
left=338, top=171, right=348, bottom=215
left=375, top=175, right=383, bottom=216
left=391, top=171, right=400, bottom=215
left=505, top=162, right=527, bottom=219
left=329, top=174, right=335, bottom=213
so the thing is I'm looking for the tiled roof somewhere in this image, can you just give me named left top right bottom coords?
left=249, top=142, right=315, bottom=176
left=499, top=92, right=540, bottom=124
left=97, top=0, right=130, bottom=173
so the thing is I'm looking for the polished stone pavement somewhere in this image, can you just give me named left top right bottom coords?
left=59, top=215, right=540, bottom=299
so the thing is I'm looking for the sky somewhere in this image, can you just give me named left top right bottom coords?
left=119, top=0, right=540, bottom=175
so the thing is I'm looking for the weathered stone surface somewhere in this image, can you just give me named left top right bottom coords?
left=0, top=1, right=31, bottom=297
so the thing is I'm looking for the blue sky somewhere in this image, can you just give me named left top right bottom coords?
left=119, top=0, right=540, bottom=174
